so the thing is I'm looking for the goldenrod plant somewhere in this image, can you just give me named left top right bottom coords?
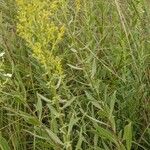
left=15, top=0, right=72, bottom=149
left=75, top=0, right=81, bottom=12
left=0, top=0, right=150, bottom=150
left=16, top=0, right=64, bottom=77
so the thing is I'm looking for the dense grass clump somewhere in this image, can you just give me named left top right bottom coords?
left=0, top=0, right=150, bottom=149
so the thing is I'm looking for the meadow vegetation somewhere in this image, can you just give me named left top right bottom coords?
left=0, top=0, right=150, bottom=149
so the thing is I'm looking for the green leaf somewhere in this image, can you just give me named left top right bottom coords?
left=76, top=128, right=84, bottom=150
left=37, top=93, right=51, bottom=103
left=68, top=114, right=79, bottom=134
left=95, top=125, right=119, bottom=148
left=91, top=101, right=102, bottom=110
left=91, top=58, right=96, bottom=78
left=23, top=129, right=49, bottom=140
left=85, top=91, right=96, bottom=101
left=47, top=104, right=60, bottom=118
left=109, top=91, right=116, bottom=117
left=18, top=111, right=41, bottom=126
left=36, top=93, right=43, bottom=120
left=109, top=115, right=116, bottom=132
left=24, top=116, right=41, bottom=126
left=123, top=122, right=132, bottom=150
left=44, top=127, right=64, bottom=146
left=61, top=97, right=76, bottom=109
left=102, top=141, right=111, bottom=150
left=67, top=64, right=83, bottom=70
left=0, top=135, right=11, bottom=150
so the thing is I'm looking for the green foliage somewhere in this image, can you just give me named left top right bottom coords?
left=0, top=134, right=11, bottom=150
left=0, top=0, right=150, bottom=150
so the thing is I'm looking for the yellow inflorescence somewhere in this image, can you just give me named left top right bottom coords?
left=16, top=0, right=64, bottom=76
left=75, top=0, right=81, bottom=12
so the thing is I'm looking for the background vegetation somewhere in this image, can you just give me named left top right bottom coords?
left=0, top=0, right=150, bottom=149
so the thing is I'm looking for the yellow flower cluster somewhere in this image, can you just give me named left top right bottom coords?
left=16, top=0, right=64, bottom=76
left=75, top=0, right=81, bottom=12
left=32, top=42, right=63, bottom=75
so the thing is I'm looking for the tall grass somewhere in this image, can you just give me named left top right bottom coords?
left=0, top=0, right=150, bottom=149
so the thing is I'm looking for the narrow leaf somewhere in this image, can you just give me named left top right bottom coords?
left=67, top=64, right=83, bottom=70
left=45, top=127, right=64, bottom=146
left=123, top=122, right=132, bottom=150
left=0, top=136, right=11, bottom=150
left=109, top=91, right=116, bottom=117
